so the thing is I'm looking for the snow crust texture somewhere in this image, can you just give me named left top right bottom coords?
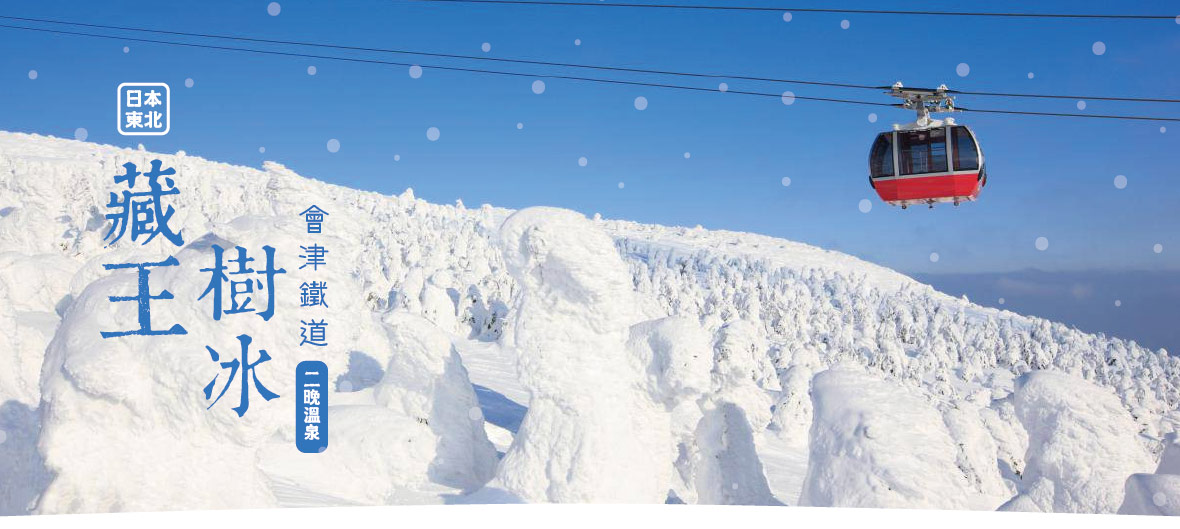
left=0, top=132, right=1177, bottom=515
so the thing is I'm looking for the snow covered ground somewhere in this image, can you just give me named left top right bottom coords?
left=0, top=131, right=1177, bottom=515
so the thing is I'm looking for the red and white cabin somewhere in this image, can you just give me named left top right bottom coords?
left=868, top=121, right=987, bottom=208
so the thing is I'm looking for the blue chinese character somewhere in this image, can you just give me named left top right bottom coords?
left=199, top=245, right=286, bottom=321
left=100, top=256, right=187, bottom=338
left=104, top=160, right=184, bottom=247
left=299, top=281, right=328, bottom=307
left=298, top=244, right=328, bottom=271
left=203, top=334, right=280, bottom=417
left=300, top=205, right=329, bottom=234
left=299, top=319, right=328, bottom=347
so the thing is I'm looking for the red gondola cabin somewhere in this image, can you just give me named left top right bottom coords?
left=868, top=122, right=986, bottom=208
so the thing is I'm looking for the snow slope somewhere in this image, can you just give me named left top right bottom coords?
left=0, top=131, right=1177, bottom=515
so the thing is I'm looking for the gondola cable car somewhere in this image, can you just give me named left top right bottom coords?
left=868, top=83, right=986, bottom=209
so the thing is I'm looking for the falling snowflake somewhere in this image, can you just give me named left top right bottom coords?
left=326, top=138, right=340, bottom=153
left=1160, top=126, right=1167, bottom=134
left=1153, top=492, right=1168, bottom=507
left=184, top=78, right=194, bottom=88
left=868, top=113, right=878, bottom=123
left=634, top=96, right=648, bottom=110
left=578, top=156, right=588, bottom=167
left=74, top=128, right=88, bottom=141
left=427, top=127, right=441, bottom=141
left=123, top=46, right=130, bottom=54
left=617, top=182, right=625, bottom=189
left=1115, top=299, right=1122, bottom=307
left=718, top=82, right=729, bottom=92
left=1035, top=237, right=1049, bottom=251
left=27, top=70, right=37, bottom=80
left=307, top=65, right=317, bottom=76
left=1154, top=243, right=1164, bottom=254
left=782, top=12, right=792, bottom=22
left=532, top=80, right=546, bottom=94
left=1076, top=100, right=1087, bottom=110
left=574, top=38, right=582, bottom=46
left=998, top=297, right=1006, bottom=305
left=1027, top=72, right=1035, bottom=79
left=409, top=65, right=423, bottom=79
left=394, top=154, right=400, bottom=161
left=481, top=42, right=491, bottom=52
left=259, top=147, right=266, bottom=154
left=781, top=176, right=791, bottom=187
left=1114, top=174, right=1127, bottom=189
left=516, top=122, right=524, bottom=130
left=840, top=19, right=850, bottom=29
left=858, top=199, right=872, bottom=213
left=956, top=63, right=970, bottom=77
left=781, top=91, right=795, bottom=105
left=683, top=152, right=691, bottom=159
left=929, top=252, right=940, bottom=263
left=1092, top=41, right=1106, bottom=56
left=267, top=2, right=281, bottom=16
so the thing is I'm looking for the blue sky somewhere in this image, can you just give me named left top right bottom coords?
left=1, top=0, right=1177, bottom=280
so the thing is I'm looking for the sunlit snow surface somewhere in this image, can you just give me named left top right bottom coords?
left=0, top=131, right=1177, bottom=515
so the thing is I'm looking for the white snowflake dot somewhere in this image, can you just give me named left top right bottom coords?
left=929, top=252, right=940, bottom=263
left=307, top=65, right=317, bottom=76
left=27, top=69, right=37, bottom=80
left=481, top=42, right=491, bottom=53
left=394, top=154, right=400, bottom=161
left=956, top=63, right=970, bottom=77
left=1114, top=174, right=1127, bottom=189
left=1035, top=236, right=1049, bottom=251
left=634, top=96, right=648, bottom=110
left=578, top=156, right=588, bottom=167
left=998, top=297, right=1006, bottom=305
left=574, top=38, right=582, bottom=46
left=718, top=82, right=728, bottom=92
left=74, top=127, right=88, bottom=141
left=184, top=78, right=194, bottom=88
left=617, top=181, right=625, bottom=189
left=259, top=146, right=266, bottom=154
left=782, top=12, right=792, bottom=22
left=840, top=19, right=850, bottom=29
left=1027, top=72, right=1035, bottom=79
left=426, top=127, right=441, bottom=141
left=781, top=91, right=795, bottom=105
left=868, top=112, right=878, bottom=123
left=532, top=80, right=546, bottom=94
left=1152, top=492, right=1167, bottom=507
left=516, top=122, right=523, bottom=130
left=781, top=176, right=791, bottom=187
left=409, top=65, right=423, bottom=79
left=326, top=138, right=340, bottom=153
left=1115, top=299, right=1122, bottom=307
left=1160, top=126, right=1167, bottom=134
left=123, top=46, right=130, bottom=54
left=1092, top=41, right=1106, bottom=56
left=1076, top=100, right=1087, bottom=110
left=858, top=199, right=872, bottom=213
left=1153, top=243, right=1163, bottom=254
left=683, top=152, right=691, bottom=159
left=267, top=2, right=281, bottom=16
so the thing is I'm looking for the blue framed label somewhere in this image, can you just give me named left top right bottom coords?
left=295, top=361, right=328, bottom=453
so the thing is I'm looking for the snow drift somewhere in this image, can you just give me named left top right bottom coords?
left=0, top=131, right=1177, bottom=515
